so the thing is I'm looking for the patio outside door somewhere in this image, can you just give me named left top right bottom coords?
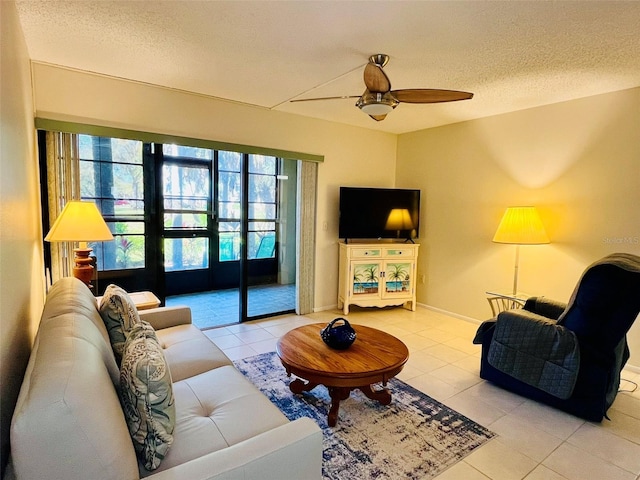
left=162, top=146, right=296, bottom=324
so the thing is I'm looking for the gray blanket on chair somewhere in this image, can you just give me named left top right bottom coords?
left=487, top=310, right=580, bottom=399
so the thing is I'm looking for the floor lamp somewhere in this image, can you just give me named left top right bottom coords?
left=45, top=201, right=114, bottom=288
left=492, top=206, right=550, bottom=295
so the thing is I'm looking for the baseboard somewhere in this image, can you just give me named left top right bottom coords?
left=624, top=363, right=640, bottom=374
left=313, top=304, right=338, bottom=313
left=416, top=302, right=482, bottom=325
left=313, top=302, right=483, bottom=325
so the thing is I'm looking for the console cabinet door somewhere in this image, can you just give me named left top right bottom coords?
left=350, top=261, right=383, bottom=299
left=382, top=261, right=414, bottom=298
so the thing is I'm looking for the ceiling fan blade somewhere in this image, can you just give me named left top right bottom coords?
left=364, top=63, right=391, bottom=93
left=290, top=95, right=360, bottom=103
left=368, top=114, right=388, bottom=122
left=392, top=89, right=474, bottom=104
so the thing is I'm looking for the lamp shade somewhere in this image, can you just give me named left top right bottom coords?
left=385, top=208, right=414, bottom=230
left=360, top=102, right=394, bottom=116
left=492, top=206, right=549, bottom=245
left=45, top=201, right=114, bottom=243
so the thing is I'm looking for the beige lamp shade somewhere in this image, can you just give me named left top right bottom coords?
left=385, top=208, right=414, bottom=231
left=492, top=206, right=549, bottom=245
left=493, top=206, right=549, bottom=295
left=45, top=201, right=114, bottom=243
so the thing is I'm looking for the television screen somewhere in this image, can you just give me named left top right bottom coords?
left=339, top=187, right=420, bottom=241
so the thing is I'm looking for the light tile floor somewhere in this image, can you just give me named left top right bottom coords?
left=202, top=305, right=640, bottom=480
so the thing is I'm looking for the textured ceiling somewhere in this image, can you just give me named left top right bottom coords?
left=15, top=0, right=640, bottom=134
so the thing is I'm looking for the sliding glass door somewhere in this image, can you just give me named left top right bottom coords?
left=245, top=157, right=297, bottom=318
left=161, top=147, right=296, bottom=324
left=244, top=155, right=296, bottom=319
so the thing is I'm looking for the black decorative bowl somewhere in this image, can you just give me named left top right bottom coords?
left=320, top=318, right=356, bottom=350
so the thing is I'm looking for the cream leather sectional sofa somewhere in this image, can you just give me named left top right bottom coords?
left=10, top=277, right=322, bottom=480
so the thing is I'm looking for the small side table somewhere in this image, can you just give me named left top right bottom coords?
left=485, top=290, right=529, bottom=317
left=96, top=291, right=161, bottom=311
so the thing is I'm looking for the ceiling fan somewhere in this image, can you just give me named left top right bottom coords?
left=291, top=54, right=473, bottom=121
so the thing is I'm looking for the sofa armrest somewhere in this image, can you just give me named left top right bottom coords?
left=523, top=296, right=567, bottom=320
left=139, top=306, right=192, bottom=330
left=148, top=417, right=323, bottom=480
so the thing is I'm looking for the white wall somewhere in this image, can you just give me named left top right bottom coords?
left=397, top=87, right=640, bottom=367
left=31, top=63, right=398, bottom=311
left=0, top=1, right=45, bottom=474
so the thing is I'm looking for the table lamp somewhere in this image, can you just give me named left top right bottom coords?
left=492, top=206, right=550, bottom=295
left=45, top=201, right=114, bottom=287
left=385, top=208, right=414, bottom=239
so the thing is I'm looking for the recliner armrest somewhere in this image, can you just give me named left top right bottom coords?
left=498, top=307, right=558, bottom=325
left=139, top=305, right=192, bottom=330
left=473, top=319, right=496, bottom=344
left=523, top=296, right=567, bottom=320
left=488, top=308, right=580, bottom=399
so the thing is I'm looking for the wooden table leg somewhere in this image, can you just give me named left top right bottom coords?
left=359, top=384, right=392, bottom=405
left=327, top=387, right=351, bottom=427
left=289, top=378, right=318, bottom=394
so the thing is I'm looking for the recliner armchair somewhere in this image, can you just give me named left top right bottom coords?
left=474, top=253, right=640, bottom=421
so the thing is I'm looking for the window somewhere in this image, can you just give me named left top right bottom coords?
left=216, top=153, right=278, bottom=261
left=217, top=151, right=242, bottom=261
left=79, top=135, right=145, bottom=270
left=248, top=155, right=277, bottom=260
left=78, top=137, right=279, bottom=271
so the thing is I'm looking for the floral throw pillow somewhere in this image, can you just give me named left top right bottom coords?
left=99, top=284, right=141, bottom=364
left=119, top=321, right=175, bottom=471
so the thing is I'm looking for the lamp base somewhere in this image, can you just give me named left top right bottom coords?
left=73, top=246, right=95, bottom=288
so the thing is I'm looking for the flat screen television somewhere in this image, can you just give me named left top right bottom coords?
left=339, top=187, right=420, bottom=241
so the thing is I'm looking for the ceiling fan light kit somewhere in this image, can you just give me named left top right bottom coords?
left=356, top=91, right=398, bottom=116
left=291, top=53, right=474, bottom=122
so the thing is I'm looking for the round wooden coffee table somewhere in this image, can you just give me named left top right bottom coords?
left=276, top=323, right=409, bottom=426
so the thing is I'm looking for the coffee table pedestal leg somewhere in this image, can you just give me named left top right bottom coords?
left=287, top=375, right=394, bottom=427
left=359, top=384, right=392, bottom=405
left=289, top=378, right=318, bottom=394
left=327, top=387, right=351, bottom=427
left=326, top=385, right=392, bottom=427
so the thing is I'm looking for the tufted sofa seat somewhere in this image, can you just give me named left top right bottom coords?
left=10, top=277, right=322, bottom=480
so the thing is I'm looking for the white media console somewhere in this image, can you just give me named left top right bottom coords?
left=338, top=241, right=419, bottom=315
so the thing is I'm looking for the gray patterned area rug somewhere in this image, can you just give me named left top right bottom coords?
left=234, top=352, right=496, bottom=480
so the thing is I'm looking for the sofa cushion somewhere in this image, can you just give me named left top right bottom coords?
left=155, top=324, right=233, bottom=381
left=99, top=283, right=141, bottom=364
left=120, top=321, right=176, bottom=471
left=144, top=365, right=288, bottom=475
